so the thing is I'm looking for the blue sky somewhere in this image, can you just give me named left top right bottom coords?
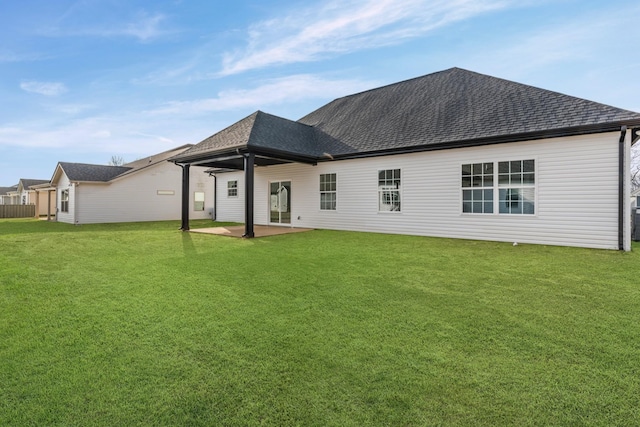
left=1, top=0, right=639, bottom=185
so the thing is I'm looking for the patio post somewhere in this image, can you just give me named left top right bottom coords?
left=33, top=189, right=40, bottom=218
left=47, top=189, right=52, bottom=221
left=243, top=152, right=255, bottom=238
left=180, top=164, right=190, bottom=231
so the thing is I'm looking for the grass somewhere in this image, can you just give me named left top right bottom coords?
left=1, top=218, right=639, bottom=426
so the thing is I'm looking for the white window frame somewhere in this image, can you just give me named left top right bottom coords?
left=497, top=159, right=535, bottom=215
left=60, top=189, right=69, bottom=213
left=194, top=191, right=205, bottom=211
left=319, top=173, right=337, bottom=211
left=461, top=162, right=494, bottom=214
left=227, top=180, right=238, bottom=198
left=378, top=169, right=401, bottom=212
left=461, top=159, right=536, bottom=216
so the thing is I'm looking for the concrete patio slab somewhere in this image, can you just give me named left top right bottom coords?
left=189, top=225, right=312, bottom=238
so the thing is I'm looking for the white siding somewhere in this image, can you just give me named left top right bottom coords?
left=244, top=132, right=622, bottom=249
left=56, top=174, right=75, bottom=224
left=214, top=172, right=245, bottom=222
left=58, top=162, right=214, bottom=224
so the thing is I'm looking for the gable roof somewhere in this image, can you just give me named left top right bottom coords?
left=57, top=163, right=132, bottom=182
left=117, top=144, right=193, bottom=177
left=52, top=145, right=193, bottom=184
left=0, top=185, right=17, bottom=195
left=17, top=179, right=49, bottom=191
left=172, top=67, right=640, bottom=165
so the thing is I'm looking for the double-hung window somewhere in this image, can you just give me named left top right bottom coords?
left=194, top=191, right=205, bottom=211
left=227, top=180, right=238, bottom=198
left=498, top=160, right=535, bottom=214
left=60, top=189, right=69, bottom=213
left=462, top=159, right=535, bottom=215
left=462, top=163, right=494, bottom=214
left=378, top=169, right=401, bottom=212
left=319, top=173, right=336, bottom=210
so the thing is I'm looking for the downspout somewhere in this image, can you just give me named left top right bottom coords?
left=618, top=126, right=627, bottom=250
left=73, top=182, right=79, bottom=225
left=212, top=174, right=217, bottom=221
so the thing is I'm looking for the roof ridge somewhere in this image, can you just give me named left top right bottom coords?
left=301, top=67, right=461, bottom=115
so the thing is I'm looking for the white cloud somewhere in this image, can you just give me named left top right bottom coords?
left=117, top=13, right=167, bottom=41
left=0, top=50, right=48, bottom=63
left=460, top=7, right=637, bottom=85
left=43, top=11, right=168, bottom=42
left=20, top=81, right=68, bottom=96
left=0, top=113, right=203, bottom=158
left=91, top=130, right=112, bottom=138
left=147, top=74, right=378, bottom=115
left=0, top=74, right=377, bottom=161
left=220, top=0, right=514, bottom=75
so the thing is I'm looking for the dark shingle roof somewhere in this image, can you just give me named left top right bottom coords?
left=173, top=68, right=640, bottom=163
left=59, top=163, right=132, bottom=182
left=56, top=145, right=192, bottom=183
left=299, top=67, right=640, bottom=155
left=19, top=179, right=49, bottom=189
left=0, top=186, right=17, bottom=195
left=119, top=144, right=192, bottom=174
left=173, top=111, right=318, bottom=162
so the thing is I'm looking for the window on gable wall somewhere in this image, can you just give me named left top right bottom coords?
left=462, top=159, right=535, bottom=215
left=60, top=189, right=69, bottom=213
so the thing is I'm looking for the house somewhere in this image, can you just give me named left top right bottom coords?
left=50, top=145, right=215, bottom=224
left=0, top=185, right=17, bottom=205
left=11, top=179, right=56, bottom=217
left=16, top=179, right=49, bottom=205
left=632, top=188, right=640, bottom=209
left=170, top=68, right=640, bottom=250
left=29, top=181, right=57, bottom=219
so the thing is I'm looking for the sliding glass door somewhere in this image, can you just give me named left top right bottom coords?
left=269, top=181, right=291, bottom=224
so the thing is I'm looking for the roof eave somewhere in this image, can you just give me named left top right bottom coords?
left=325, top=121, right=640, bottom=161
left=68, top=180, right=111, bottom=185
left=170, top=145, right=318, bottom=166
left=170, top=147, right=247, bottom=165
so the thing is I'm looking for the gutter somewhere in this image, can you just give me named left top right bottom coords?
left=619, top=126, right=627, bottom=250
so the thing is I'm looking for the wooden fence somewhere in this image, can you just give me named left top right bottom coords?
left=0, top=204, right=36, bottom=218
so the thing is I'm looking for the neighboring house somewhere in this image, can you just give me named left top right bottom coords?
left=632, top=188, right=640, bottom=209
left=29, top=181, right=57, bottom=218
left=17, top=179, right=49, bottom=205
left=50, top=145, right=215, bottom=224
left=0, top=185, right=17, bottom=205
left=171, top=68, right=640, bottom=250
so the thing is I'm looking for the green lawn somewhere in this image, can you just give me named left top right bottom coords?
left=1, top=218, right=639, bottom=426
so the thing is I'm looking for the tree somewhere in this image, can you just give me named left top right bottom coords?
left=108, top=155, right=125, bottom=166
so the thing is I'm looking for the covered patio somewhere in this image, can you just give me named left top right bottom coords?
left=170, top=111, right=321, bottom=238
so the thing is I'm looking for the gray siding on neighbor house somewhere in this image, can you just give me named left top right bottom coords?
left=215, top=131, right=623, bottom=250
